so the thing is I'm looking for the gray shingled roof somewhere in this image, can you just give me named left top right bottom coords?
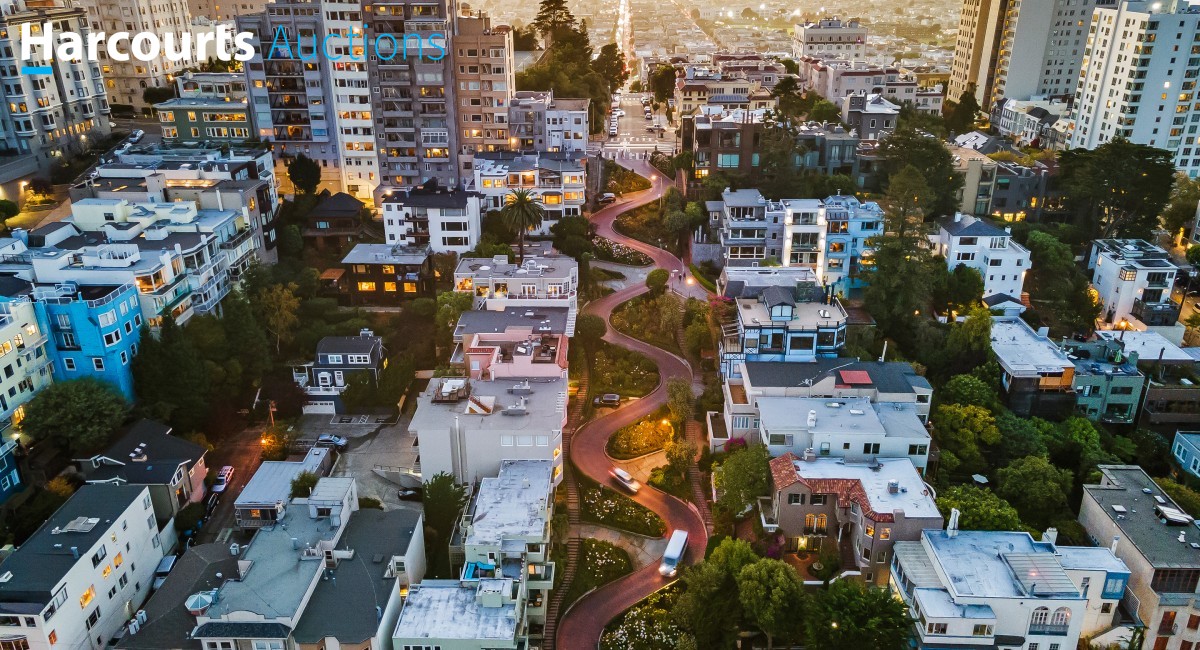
left=86, top=419, right=207, bottom=485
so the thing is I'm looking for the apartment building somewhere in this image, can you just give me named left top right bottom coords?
left=0, top=1, right=110, bottom=168
left=238, top=6, right=344, bottom=195
left=397, top=460, right=555, bottom=650
left=291, top=329, right=386, bottom=414
left=680, top=110, right=859, bottom=190
left=1069, top=1, right=1200, bottom=176
left=381, top=185, right=486, bottom=253
left=79, top=0, right=208, bottom=111
left=366, top=0, right=459, bottom=192
left=233, top=447, right=332, bottom=529
left=0, top=295, right=53, bottom=435
left=711, top=355, right=933, bottom=468
left=0, top=485, right=164, bottom=649
left=992, top=97, right=1070, bottom=148
left=80, top=419, right=208, bottom=527
left=454, top=14, right=515, bottom=176
left=892, top=526, right=1129, bottom=649
left=797, top=58, right=943, bottom=115
left=1088, top=239, right=1181, bottom=329
left=450, top=306, right=570, bottom=374
left=453, top=255, right=579, bottom=332
left=1080, top=465, right=1200, bottom=650
left=1093, top=330, right=1200, bottom=425
left=711, top=189, right=882, bottom=295
left=186, top=0, right=269, bottom=21
left=470, top=151, right=586, bottom=227
left=154, top=72, right=251, bottom=144
left=948, top=0, right=1010, bottom=108
left=989, top=0, right=1110, bottom=108
left=931, top=213, right=1030, bottom=300
left=1173, top=431, right=1200, bottom=479
left=763, top=454, right=941, bottom=585
left=340, top=243, right=434, bottom=304
left=791, top=18, right=868, bottom=59
left=68, top=144, right=280, bottom=266
left=991, top=316, right=1078, bottom=418
left=673, top=67, right=776, bottom=117
left=508, top=90, right=588, bottom=153
left=1061, top=336, right=1146, bottom=424
left=409, top=376, right=566, bottom=486
left=715, top=267, right=847, bottom=377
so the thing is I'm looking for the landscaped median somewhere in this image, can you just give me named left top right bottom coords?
left=560, top=539, right=634, bottom=612
left=600, top=583, right=683, bottom=650
left=606, top=409, right=673, bottom=460
left=590, top=340, right=660, bottom=399
left=595, top=237, right=653, bottom=266
left=580, top=475, right=667, bottom=537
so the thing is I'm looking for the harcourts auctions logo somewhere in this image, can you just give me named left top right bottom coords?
left=16, top=22, right=445, bottom=75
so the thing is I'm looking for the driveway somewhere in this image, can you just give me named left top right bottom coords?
left=557, top=163, right=710, bottom=650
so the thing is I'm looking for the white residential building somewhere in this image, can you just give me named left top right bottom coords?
left=470, top=151, right=586, bottom=228
left=993, top=97, right=1070, bottom=147
left=1088, top=238, right=1181, bottom=329
left=0, top=485, right=164, bottom=650
left=990, top=0, right=1106, bottom=108
left=396, top=459, right=557, bottom=650
left=408, top=376, right=566, bottom=486
left=508, top=91, right=589, bottom=153
left=892, top=526, right=1129, bottom=650
left=931, top=213, right=1031, bottom=301
left=792, top=18, right=868, bottom=60
left=380, top=186, right=485, bottom=254
left=453, top=255, right=579, bottom=333
left=796, top=58, right=942, bottom=115
left=1069, top=0, right=1200, bottom=176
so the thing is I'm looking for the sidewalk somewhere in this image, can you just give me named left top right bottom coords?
left=614, top=450, right=666, bottom=484
left=571, top=523, right=668, bottom=569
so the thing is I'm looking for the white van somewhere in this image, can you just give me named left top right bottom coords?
left=659, top=529, right=689, bottom=577
left=152, top=554, right=178, bottom=590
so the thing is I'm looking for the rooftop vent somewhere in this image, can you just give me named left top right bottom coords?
left=55, top=517, right=100, bottom=534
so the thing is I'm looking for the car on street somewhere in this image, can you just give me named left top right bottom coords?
left=316, top=434, right=349, bottom=450
left=644, top=112, right=653, bottom=121
left=205, top=492, right=221, bottom=515
left=129, top=129, right=145, bottom=143
left=598, top=193, right=617, bottom=204
left=212, top=466, right=235, bottom=493
left=614, top=109, right=625, bottom=117
left=397, top=487, right=423, bottom=501
left=593, top=393, right=621, bottom=408
left=610, top=467, right=640, bottom=493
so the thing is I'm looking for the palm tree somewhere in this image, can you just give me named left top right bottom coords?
left=499, top=188, right=545, bottom=265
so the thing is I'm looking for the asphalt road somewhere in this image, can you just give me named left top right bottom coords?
left=556, top=166, right=709, bottom=650
left=193, top=425, right=266, bottom=545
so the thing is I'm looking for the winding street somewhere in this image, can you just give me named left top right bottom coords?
left=556, top=163, right=710, bottom=650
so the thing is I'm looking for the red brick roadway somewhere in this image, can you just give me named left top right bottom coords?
left=556, top=163, right=710, bottom=650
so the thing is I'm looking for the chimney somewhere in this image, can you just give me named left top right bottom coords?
left=70, top=547, right=79, bottom=560
left=1043, top=527, right=1058, bottom=545
left=953, top=212, right=963, bottom=223
left=1110, top=535, right=1120, bottom=554
left=807, top=410, right=817, bottom=428
left=947, top=508, right=960, bottom=538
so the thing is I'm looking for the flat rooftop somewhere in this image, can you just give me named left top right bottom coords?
left=393, top=580, right=518, bottom=642
left=736, top=296, right=847, bottom=327
left=743, top=360, right=932, bottom=395
left=292, top=508, right=422, bottom=645
left=1094, top=331, right=1193, bottom=364
left=757, top=396, right=928, bottom=440
left=341, top=243, right=430, bottom=266
left=990, top=317, right=1073, bottom=376
left=466, top=460, right=553, bottom=546
left=454, top=307, right=569, bottom=337
left=455, top=256, right=577, bottom=281
left=1085, top=465, right=1200, bottom=569
left=202, top=502, right=336, bottom=620
left=235, top=447, right=329, bottom=507
left=774, top=456, right=939, bottom=519
left=925, top=530, right=1081, bottom=599
left=409, top=376, right=567, bottom=434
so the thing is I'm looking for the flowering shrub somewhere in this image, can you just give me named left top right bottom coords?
left=600, top=586, right=685, bottom=650
left=594, top=237, right=653, bottom=266
left=607, top=416, right=674, bottom=459
left=581, top=485, right=667, bottom=536
left=591, top=342, right=659, bottom=397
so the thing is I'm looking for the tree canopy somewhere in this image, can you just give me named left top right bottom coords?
left=935, top=485, right=1024, bottom=531
left=714, top=444, right=770, bottom=515
left=877, top=128, right=964, bottom=216
left=1058, top=138, right=1176, bottom=239
left=22, top=378, right=128, bottom=453
left=804, top=580, right=912, bottom=650
left=737, top=559, right=805, bottom=648
left=500, top=189, right=545, bottom=265
left=287, top=154, right=321, bottom=195
left=996, top=455, right=1074, bottom=529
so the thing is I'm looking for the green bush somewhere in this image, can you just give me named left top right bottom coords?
left=593, top=237, right=652, bottom=266
left=581, top=484, right=666, bottom=536
left=561, top=539, right=633, bottom=609
left=591, top=341, right=659, bottom=397
left=607, top=415, right=674, bottom=459
left=358, top=496, right=383, bottom=509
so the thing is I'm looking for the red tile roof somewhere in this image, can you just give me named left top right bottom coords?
left=771, top=454, right=898, bottom=522
left=769, top=453, right=801, bottom=491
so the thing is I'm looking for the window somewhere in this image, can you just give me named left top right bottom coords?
left=357, top=282, right=377, bottom=292
left=908, top=444, right=928, bottom=456
left=63, top=358, right=75, bottom=371
left=84, top=607, right=100, bottom=630
left=1080, top=577, right=1090, bottom=597
left=972, top=624, right=993, bottom=636
left=92, top=358, right=104, bottom=372
left=251, top=642, right=284, bottom=650
left=810, top=494, right=827, bottom=505
left=1102, top=603, right=1113, bottom=614
left=79, top=585, right=95, bottom=608
left=0, top=639, right=29, bottom=650
left=926, top=622, right=947, bottom=634
left=880, top=527, right=891, bottom=540
left=863, top=443, right=880, bottom=454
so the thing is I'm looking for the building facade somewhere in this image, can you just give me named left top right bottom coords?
left=470, top=151, right=586, bottom=228
left=948, top=0, right=1010, bottom=108
left=989, top=0, right=1109, bottom=108
left=1088, top=238, right=1181, bottom=329
left=932, top=213, right=1030, bottom=300
left=791, top=18, right=868, bottom=60
left=453, top=14, right=516, bottom=177
left=340, top=243, right=434, bottom=304
left=381, top=185, right=485, bottom=253
left=154, top=73, right=251, bottom=144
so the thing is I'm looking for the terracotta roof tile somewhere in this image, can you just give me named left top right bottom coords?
left=770, top=453, right=801, bottom=491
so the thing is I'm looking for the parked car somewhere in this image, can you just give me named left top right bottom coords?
left=593, top=393, right=621, bottom=408
left=152, top=554, right=179, bottom=590
left=644, top=113, right=654, bottom=121
left=316, top=434, right=349, bottom=450
left=205, top=492, right=221, bottom=515
left=598, top=193, right=617, bottom=204
left=212, top=466, right=235, bottom=493
left=397, top=487, right=423, bottom=501
left=610, top=467, right=640, bottom=493
left=129, top=129, right=145, bottom=143
left=614, top=109, right=625, bottom=117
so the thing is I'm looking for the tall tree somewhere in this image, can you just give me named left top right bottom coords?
left=809, top=99, right=841, bottom=123
left=133, top=316, right=210, bottom=432
left=592, top=43, right=629, bottom=92
left=22, top=378, right=128, bottom=453
left=1024, top=230, right=1100, bottom=333
left=944, top=85, right=981, bottom=135
left=287, top=153, right=321, bottom=195
left=805, top=579, right=912, bottom=650
left=531, top=0, right=575, bottom=38
left=666, top=377, right=694, bottom=425
left=877, top=128, right=963, bottom=216
left=931, top=403, right=1001, bottom=479
left=996, top=455, right=1073, bottom=528
left=714, top=444, right=770, bottom=515
left=672, top=538, right=758, bottom=649
left=422, top=472, right=467, bottom=575
left=500, top=189, right=545, bottom=265
left=573, top=314, right=607, bottom=351
left=222, top=290, right=271, bottom=391
left=1058, top=138, right=1176, bottom=239
left=649, top=65, right=677, bottom=103
left=1162, top=173, right=1200, bottom=240
left=884, top=164, right=935, bottom=251
left=253, top=282, right=301, bottom=353
left=737, top=559, right=805, bottom=648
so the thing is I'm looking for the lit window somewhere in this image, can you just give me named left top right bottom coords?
left=357, top=282, right=376, bottom=292
left=79, top=585, right=95, bottom=608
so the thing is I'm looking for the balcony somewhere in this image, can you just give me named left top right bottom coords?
left=1132, top=298, right=1180, bottom=325
left=527, top=562, right=554, bottom=590
left=221, top=227, right=254, bottom=251
left=1028, top=624, right=1070, bottom=636
left=758, top=496, right=778, bottom=533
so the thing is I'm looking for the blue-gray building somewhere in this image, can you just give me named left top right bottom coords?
left=1174, top=431, right=1200, bottom=479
